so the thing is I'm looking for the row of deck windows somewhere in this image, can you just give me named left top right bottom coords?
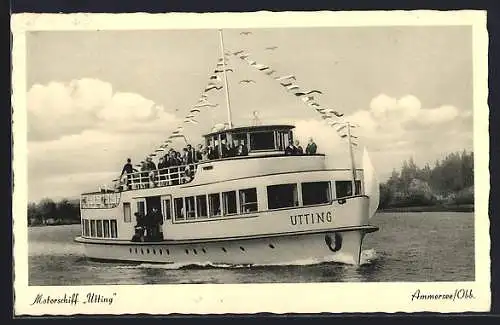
left=172, top=188, right=258, bottom=221
left=169, top=180, right=361, bottom=222
left=82, top=219, right=118, bottom=238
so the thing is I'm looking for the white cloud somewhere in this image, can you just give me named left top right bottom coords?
left=27, top=78, right=179, bottom=141
left=291, top=93, right=471, bottom=181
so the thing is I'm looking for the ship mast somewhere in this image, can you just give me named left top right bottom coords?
left=346, top=121, right=357, bottom=194
left=218, top=29, right=233, bottom=129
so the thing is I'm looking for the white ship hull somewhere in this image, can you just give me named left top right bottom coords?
left=75, top=226, right=377, bottom=266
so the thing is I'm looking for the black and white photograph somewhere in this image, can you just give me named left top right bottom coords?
left=12, top=11, right=490, bottom=314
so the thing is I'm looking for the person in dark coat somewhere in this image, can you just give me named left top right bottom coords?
left=145, top=207, right=164, bottom=241
left=131, top=212, right=145, bottom=242
left=294, top=140, right=304, bottom=155
left=120, top=158, right=137, bottom=190
left=306, top=137, right=317, bottom=155
left=284, top=140, right=296, bottom=155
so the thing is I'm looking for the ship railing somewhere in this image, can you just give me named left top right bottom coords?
left=118, top=163, right=198, bottom=191
left=81, top=191, right=121, bottom=209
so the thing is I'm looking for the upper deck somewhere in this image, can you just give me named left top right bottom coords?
left=80, top=124, right=337, bottom=208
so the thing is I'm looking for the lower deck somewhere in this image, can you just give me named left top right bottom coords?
left=75, top=226, right=378, bottom=265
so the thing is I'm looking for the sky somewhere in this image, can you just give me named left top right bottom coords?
left=26, top=26, right=473, bottom=202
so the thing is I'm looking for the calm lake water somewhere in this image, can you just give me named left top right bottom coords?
left=28, top=212, right=474, bottom=285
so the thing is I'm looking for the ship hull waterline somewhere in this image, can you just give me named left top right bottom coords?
left=75, top=226, right=378, bottom=266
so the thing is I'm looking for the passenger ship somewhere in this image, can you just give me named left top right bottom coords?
left=74, top=30, right=380, bottom=266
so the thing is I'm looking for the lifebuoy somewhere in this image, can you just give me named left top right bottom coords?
left=325, top=233, right=342, bottom=252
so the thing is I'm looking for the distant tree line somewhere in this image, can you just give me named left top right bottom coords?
left=28, top=198, right=80, bottom=226
left=379, top=150, right=474, bottom=210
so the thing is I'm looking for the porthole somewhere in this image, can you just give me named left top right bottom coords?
left=193, top=249, right=198, bottom=255
left=159, top=249, right=163, bottom=255
left=167, top=249, right=170, bottom=255
left=222, top=247, right=227, bottom=253
left=141, top=248, right=144, bottom=255
left=269, top=244, right=275, bottom=249
left=135, top=248, right=138, bottom=254
left=240, top=246, right=245, bottom=251
left=153, top=249, right=156, bottom=255
left=202, top=248, right=206, bottom=254
left=147, top=248, right=150, bottom=254
left=185, top=249, right=189, bottom=254
left=129, top=248, right=132, bottom=253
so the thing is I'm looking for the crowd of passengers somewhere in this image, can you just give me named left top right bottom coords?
left=119, top=137, right=318, bottom=189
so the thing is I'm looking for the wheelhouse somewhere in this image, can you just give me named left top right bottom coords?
left=204, top=124, right=295, bottom=157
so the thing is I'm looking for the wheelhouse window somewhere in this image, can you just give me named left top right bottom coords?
left=222, top=191, right=237, bottom=215
left=185, top=196, right=195, bottom=220
left=335, top=180, right=362, bottom=198
left=208, top=193, right=221, bottom=217
left=267, top=183, right=299, bottom=209
left=239, top=188, right=258, bottom=213
left=276, top=131, right=291, bottom=150
left=302, top=182, right=331, bottom=206
left=90, top=220, right=96, bottom=237
left=196, top=195, right=208, bottom=218
left=103, top=220, right=110, bottom=238
left=123, top=202, right=131, bottom=223
left=250, top=131, right=275, bottom=151
left=96, top=220, right=103, bottom=237
left=174, top=198, right=184, bottom=220
left=110, top=220, right=117, bottom=238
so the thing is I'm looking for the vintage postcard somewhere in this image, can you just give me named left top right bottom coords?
left=12, top=11, right=490, bottom=315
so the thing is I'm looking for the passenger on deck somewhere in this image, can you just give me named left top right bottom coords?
left=120, top=158, right=138, bottom=190
left=294, top=140, right=304, bottom=155
left=208, top=145, right=219, bottom=160
left=131, top=212, right=145, bottom=242
left=145, top=207, right=164, bottom=241
left=236, top=140, right=248, bottom=156
left=306, top=137, right=317, bottom=155
left=146, top=157, right=156, bottom=171
left=196, top=144, right=204, bottom=161
left=140, top=160, right=150, bottom=188
left=284, top=140, right=296, bottom=155
left=185, top=144, right=197, bottom=164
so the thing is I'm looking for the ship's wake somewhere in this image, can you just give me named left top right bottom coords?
left=126, top=249, right=380, bottom=270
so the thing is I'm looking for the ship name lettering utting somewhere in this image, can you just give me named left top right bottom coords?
left=290, top=211, right=333, bottom=226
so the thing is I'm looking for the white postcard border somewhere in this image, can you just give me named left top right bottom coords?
left=11, top=10, right=490, bottom=315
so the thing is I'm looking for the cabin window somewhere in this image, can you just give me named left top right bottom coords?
left=302, top=182, right=331, bottom=206
left=123, top=202, right=132, bottom=223
left=222, top=191, right=237, bottom=215
left=174, top=198, right=184, bottom=220
left=267, top=184, right=299, bottom=209
left=185, top=196, right=196, bottom=220
left=137, top=201, right=145, bottom=216
left=103, top=220, right=110, bottom=238
left=208, top=193, right=221, bottom=217
left=96, top=220, right=103, bottom=237
left=250, top=131, right=275, bottom=151
left=162, top=199, right=172, bottom=220
left=335, top=180, right=362, bottom=198
left=90, top=220, right=96, bottom=237
left=110, top=220, right=117, bottom=238
left=83, top=219, right=90, bottom=236
left=239, top=188, right=258, bottom=213
left=196, top=195, right=208, bottom=218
